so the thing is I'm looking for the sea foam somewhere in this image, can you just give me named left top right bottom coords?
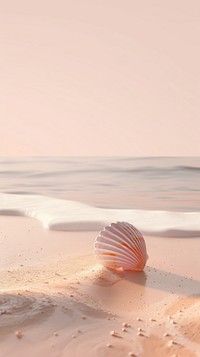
left=0, top=193, right=200, bottom=237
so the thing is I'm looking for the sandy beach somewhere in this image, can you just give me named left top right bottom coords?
left=0, top=215, right=199, bottom=357
left=0, top=2, right=199, bottom=357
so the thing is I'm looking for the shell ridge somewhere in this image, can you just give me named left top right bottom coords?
left=95, top=233, right=143, bottom=260
left=98, top=230, right=136, bottom=250
left=109, top=223, right=134, bottom=241
left=96, top=233, right=133, bottom=249
left=129, top=225, right=147, bottom=258
left=99, top=230, right=130, bottom=244
left=99, top=254, right=138, bottom=267
left=94, top=242, right=141, bottom=263
left=99, top=255, right=139, bottom=270
left=95, top=248, right=140, bottom=266
left=115, top=222, right=142, bottom=249
left=94, top=222, right=148, bottom=272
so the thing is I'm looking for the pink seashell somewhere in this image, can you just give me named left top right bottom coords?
left=94, top=222, right=148, bottom=271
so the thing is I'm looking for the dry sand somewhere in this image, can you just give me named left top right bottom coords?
left=0, top=216, right=200, bottom=356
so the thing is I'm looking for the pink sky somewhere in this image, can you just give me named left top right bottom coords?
left=0, top=1, right=200, bottom=156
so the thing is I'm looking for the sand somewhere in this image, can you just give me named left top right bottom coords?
left=0, top=216, right=200, bottom=356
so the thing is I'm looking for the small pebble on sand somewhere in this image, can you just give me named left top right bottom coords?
left=137, top=332, right=145, bottom=337
left=128, top=353, right=136, bottom=357
left=81, top=315, right=87, bottom=320
left=170, top=319, right=177, bottom=324
left=167, top=340, right=178, bottom=347
left=122, top=322, right=130, bottom=328
left=15, top=331, right=23, bottom=339
left=110, top=330, right=121, bottom=338
left=163, top=332, right=170, bottom=337
left=54, top=272, right=60, bottom=276
left=106, top=344, right=113, bottom=348
left=122, top=327, right=127, bottom=332
left=0, top=310, right=7, bottom=315
left=149, top=318, right=156, bottom=322
left=136, top=317, right=141, bottom=321
left=54, top=332, right=59, bottom=337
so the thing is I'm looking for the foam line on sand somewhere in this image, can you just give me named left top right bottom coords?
left=1, top=193, right=200, bottom=236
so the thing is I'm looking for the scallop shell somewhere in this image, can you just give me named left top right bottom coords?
left=94, top=221, right=148, bottom=271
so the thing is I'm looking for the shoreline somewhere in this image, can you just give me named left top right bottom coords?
left=0, top=216, right=199, bottom=356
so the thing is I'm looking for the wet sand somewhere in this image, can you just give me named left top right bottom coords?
left=0, top=216, right=200, bottom=356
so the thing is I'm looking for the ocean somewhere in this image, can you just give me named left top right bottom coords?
left=0, top=157, right=200, bottom=211
left=0, top=157, right=200, bottom=236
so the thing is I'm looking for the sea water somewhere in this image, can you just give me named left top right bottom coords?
left=0, top=157, right=200, bottom=236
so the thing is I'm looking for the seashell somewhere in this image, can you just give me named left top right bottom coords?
left=94, top=221, right=148, bottom=271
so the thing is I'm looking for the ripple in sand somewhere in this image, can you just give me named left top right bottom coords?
left=180, top=318, right=200, bottom=345
left=0, top=292, right=55, bottom=338
left=165, top=295, right=200, bottom=316
left=141, top=335, right=196, bottom=357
